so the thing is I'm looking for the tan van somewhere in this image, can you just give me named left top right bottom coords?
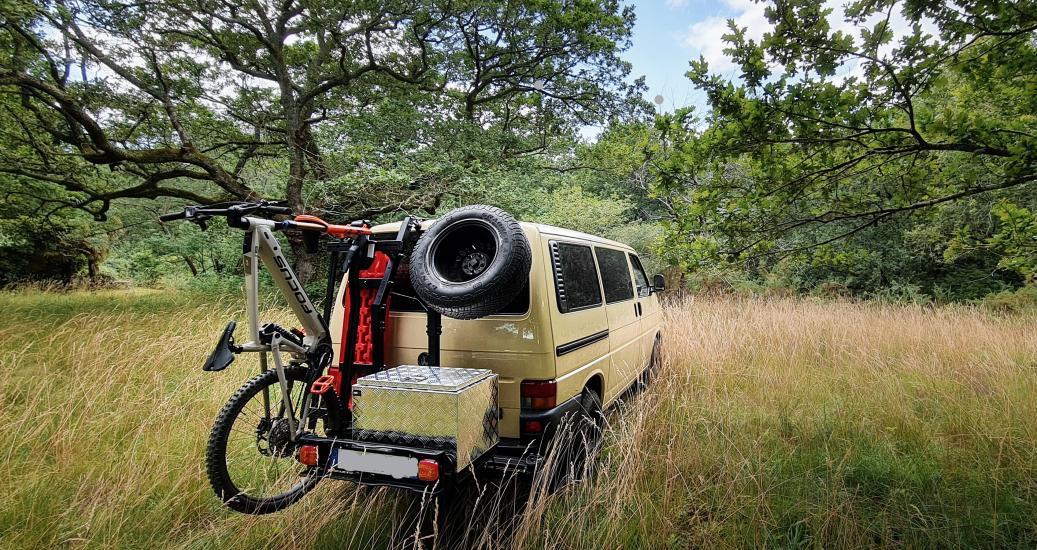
left=174, top=201, right=666, bottom=512
left=330, top=219, right=665, bottom=447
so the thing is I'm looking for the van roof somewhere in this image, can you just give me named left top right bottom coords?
left=369, top=219, right=636, bottom=252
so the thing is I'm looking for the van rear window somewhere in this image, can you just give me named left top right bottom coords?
left=550, top=241, right=603, bottom=313
left=595, top=247, right=634, bottom=303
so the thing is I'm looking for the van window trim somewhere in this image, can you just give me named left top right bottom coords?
left=593, top=245, right=636, bottom=305
left=628, top=253, right=651, bottom=298
left=549, top=239, right=604, bottom=314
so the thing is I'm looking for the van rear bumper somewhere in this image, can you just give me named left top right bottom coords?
left=518, top=394, right=583, bottom=438
left=475, top=396, right=584, bottom=474
left=298, top=434, right=456, bottom=493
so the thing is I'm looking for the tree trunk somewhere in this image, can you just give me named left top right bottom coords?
left=182, top=255, right=199, bottom=276
left=286, top=233, right=316, bottom=286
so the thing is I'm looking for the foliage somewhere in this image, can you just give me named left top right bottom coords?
left=981, top=283, right=1037, bottom=314
left=641, top=0, right=1037, bottom=300
left=3, top=0, right=1035, bottom=302
left=0, top=0, right=645, bottom=280
left=0, top=214, right=101, bottom=284
left=986, top=201, right=1037, bottom=282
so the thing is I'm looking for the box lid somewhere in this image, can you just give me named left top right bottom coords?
left=356, top=365, right=494, bottom=391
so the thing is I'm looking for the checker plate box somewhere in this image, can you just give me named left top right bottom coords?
left=352, top=365, right=499, bottom=471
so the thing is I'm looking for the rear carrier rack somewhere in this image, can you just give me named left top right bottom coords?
left=299, top=207, right=530, bottom=492
left=300, top=365, right=498, bottom=490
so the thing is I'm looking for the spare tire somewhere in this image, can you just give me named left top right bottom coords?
left=409, top=205, right=531, bottom=320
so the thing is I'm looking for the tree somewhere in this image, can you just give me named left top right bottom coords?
left=0, top=0, right=642, bottom=281
left=660, top=0, right=1036, bottom=268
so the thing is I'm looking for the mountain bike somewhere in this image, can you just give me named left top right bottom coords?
left=160, top=200, right=418, bottom=513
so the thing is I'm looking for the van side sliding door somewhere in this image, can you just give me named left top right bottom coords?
left=546, top=241, right=609, bottom=405
left=594, top=247, right=641, bottom=399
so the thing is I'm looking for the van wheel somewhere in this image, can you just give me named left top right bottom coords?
left=641, top=334, right=662, bottom=387
left=550, top=388, right=603, bottom=489
left=409, top=205, right=531, bottom=320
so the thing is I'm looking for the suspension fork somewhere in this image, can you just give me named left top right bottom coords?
left=243, top=226, right=272, bottom=419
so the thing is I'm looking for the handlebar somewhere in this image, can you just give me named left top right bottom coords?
left=159, top=211, right=187, bottom=222
left=263, top=205, right=294, bottom=216
left=158, top=201, right=293, bottom=228
left=159, top=201, right=374, bottom=239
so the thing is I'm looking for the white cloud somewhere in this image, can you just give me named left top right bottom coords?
left=681, top=0, right=769, bottom=74
left=666, top=0, right=690, bottom=8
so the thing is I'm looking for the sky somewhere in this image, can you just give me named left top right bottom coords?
left=621, top=0, right=766, bottom=115
left=622, top=0, right=934, bottom=110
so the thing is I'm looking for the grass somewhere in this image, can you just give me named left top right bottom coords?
left=1, top=290, right=1036, bottom=548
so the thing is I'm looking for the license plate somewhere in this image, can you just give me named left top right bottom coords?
left=334, top=448, right=418, bottom=479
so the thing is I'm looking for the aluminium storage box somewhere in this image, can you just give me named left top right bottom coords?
left=352, top=365, right=499, bottom=471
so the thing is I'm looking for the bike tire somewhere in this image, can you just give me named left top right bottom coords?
left=205, top=366, right=322, bottom=514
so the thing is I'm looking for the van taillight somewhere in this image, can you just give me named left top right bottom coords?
left=521, top=380, right=557, bottom=410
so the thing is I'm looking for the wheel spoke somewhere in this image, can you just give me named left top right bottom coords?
left=210, top=368, right=320, bottom=510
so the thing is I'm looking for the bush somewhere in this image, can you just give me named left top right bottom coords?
left=0, top=215, right=101, bottom=284
left=980, top=284, right=1037, bottom=313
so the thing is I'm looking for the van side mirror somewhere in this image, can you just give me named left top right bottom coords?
left=651, top=274, right=666, bottom=292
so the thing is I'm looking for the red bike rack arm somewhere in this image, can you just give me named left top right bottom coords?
left=291, top=214, right=372, bottom=238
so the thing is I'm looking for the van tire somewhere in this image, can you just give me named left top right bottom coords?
left=550, top=387, right=603, bottom=490
left=641, top=333, right=662, bottom=387
left=409, top=205, right=531, bottom=320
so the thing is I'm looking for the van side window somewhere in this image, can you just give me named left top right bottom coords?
left=595, top=247, right=634, bottom=303
left=628, top=253, right=650, bottom=297
left=550, top=241, right=603, bottom=313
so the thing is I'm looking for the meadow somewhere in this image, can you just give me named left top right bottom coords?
left=1, top=290, right=1036, bottom=548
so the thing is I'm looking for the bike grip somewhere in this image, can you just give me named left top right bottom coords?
left=159, top=211, right=187, bottom=222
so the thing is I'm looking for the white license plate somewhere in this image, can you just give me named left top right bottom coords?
left=334, top=448, right=418, bottom=479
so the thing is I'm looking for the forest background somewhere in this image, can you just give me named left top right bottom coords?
left=2, top=0, right=1035, bottom=310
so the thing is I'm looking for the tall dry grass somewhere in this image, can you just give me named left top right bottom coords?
left=1, top=291, right=1035, bottom=548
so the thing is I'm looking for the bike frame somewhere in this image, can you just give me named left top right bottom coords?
left=241, top=217, right=327, bottom=343
left=237, top=217, right=329, bottom=441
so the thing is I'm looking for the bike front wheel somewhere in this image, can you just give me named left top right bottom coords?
left=206, top=366, right=323, bottom=514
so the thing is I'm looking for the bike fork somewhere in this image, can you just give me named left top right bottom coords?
left=243, top=226, right=273, bottom=419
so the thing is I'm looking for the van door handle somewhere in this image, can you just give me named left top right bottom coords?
left=634, top=302, right=641, bottom=316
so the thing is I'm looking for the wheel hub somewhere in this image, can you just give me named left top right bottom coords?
left=257, top=417, right=295, bottom=458
left=460, top=250, right=490, bottom=277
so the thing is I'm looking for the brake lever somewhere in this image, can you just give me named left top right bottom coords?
left=186, top=212, right=211, bottom=231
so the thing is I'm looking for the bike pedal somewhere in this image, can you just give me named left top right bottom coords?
left=310, top=375, right=336, bottom=395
